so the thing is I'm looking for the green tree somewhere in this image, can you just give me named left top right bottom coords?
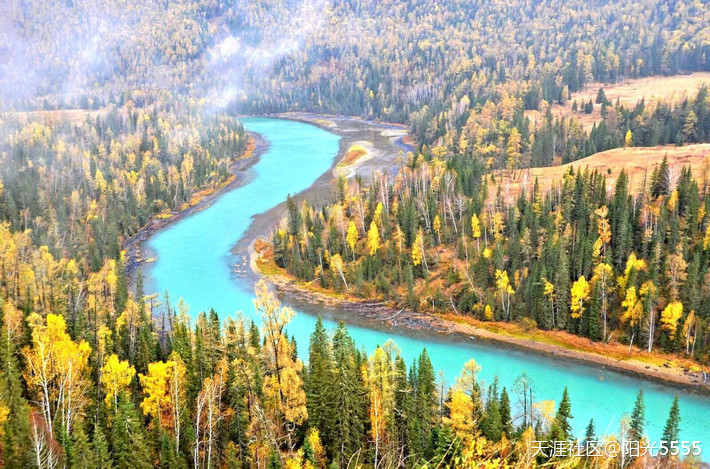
left=111, top=394, right=152, bottom=469
left=330, top=322, right=365, bottom=467
left=500, top=387, right=513, bottom=438
left=410, top=349, right=437, bottom=460
left=306, top=317, right=334, bottom=446
left=550, top=387, right=573, bottom=441
left=661, top=396, right=681, bottom=449
left=629, top=389, right=645, bottom=441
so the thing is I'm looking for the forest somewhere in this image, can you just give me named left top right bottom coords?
left=1, top=0, right=710, bottom=467
left=273, top=87, right=710, bottom=360
left=0, top=274, right=690, bottom=468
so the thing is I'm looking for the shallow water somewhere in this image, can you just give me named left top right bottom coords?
left=144, top=117, right=710, bottom=447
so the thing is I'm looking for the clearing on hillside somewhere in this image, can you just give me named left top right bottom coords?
left=493, top=144, right=710, bottom=201
left=526, top=72, right=710, bottom=131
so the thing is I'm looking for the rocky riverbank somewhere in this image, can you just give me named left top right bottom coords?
left=257, top=263, right=710, bottom=393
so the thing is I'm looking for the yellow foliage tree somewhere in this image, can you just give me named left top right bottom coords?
left=495, top=270, right=514, bottom=320
left=256, top=280, right=307, bottom=445
left=364, top=346, right=395, bottom=468
left=346, top=220, right=358, bottom=259
left=329, top=253, right=348, bottom=290
left=471, top=213, right=482, bottom=252
left=570, top=276, right=590, bottom=319
left=661, top=301, right=683, bottom=339
left=367, top=221, right=380, bottom=255
left=433, top=214, right=441, bottom=243
left=412, top=232, right=423, bottom=266
left=446, top=387, right=475, bottom=444
left=139, top=352, right=186, bottom=451
left=24, top=313, right=92, bottom=440
left=101, top=354, right=136, bottom=410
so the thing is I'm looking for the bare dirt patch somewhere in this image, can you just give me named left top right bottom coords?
left=526, top=72, right=710, bottom=131
left=494, top=144, right=710, bottom=201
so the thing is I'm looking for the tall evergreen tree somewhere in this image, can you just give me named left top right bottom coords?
left=499, top=387, right=513, bottom=438
left=551, top=387, right=573, bottom=441
left=409, top=349, right=437, bottom=461
left=111, top=394, right=152, bottom=469
left=306, top=317, right=334, bottom=449
left=330, top=322, right=365, bottom=467
left=629, top=389, right=645, bottom=441
left=661, top=397, right=681, bottom=448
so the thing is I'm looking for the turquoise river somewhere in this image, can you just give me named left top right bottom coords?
left=144, top=117, right=710, bottom=447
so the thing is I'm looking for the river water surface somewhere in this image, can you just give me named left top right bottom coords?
left=143, top=117, right=710, bottom=447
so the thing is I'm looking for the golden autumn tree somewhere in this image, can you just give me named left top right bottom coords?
left=471, top=213, right=482, bottom=252
left=661, top=302, right=683, bottom=339
left=139, top=352, right=187, bottom=453
left=433, top=214, right=442, bottom=244
left=24, top=313, right=92, bottom=441
left=620, top=286, right=644, bottom=349
left=367, top=221, right=380, bottom=256
left=594, top=205, right=612, bottom=262
left=346, top=220, right=358, bottom=259
left=101, top=354, right=136, bottom=411
left=255, top=280, right=307, bottom=449
left=412, top=233, right=423, bottom=267
left=364, top=345, right=396, bottom=468
left=329, top=253, right=348, bottom=290
left=446, top=387, right=475, bottom=444
left=570, top=276, right=590, bottom=319
left=592, top=262, right=614, bottom=342
left=495, top=270, right=514, bottom=320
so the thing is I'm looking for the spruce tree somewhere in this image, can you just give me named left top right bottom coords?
left=111, top=394, right=153, bottom=469
left=393, top=355, right=412, bottom=462
left=93, top=425, right=112, bottom=469
left=267, top=450, right=282, bottom=469
left=583, top=419, right=595, bottom=445
left=480, top=380, right=503, bottom=441
left=661, top=397, right=681, bottom=447
left=306, top=317, right=334, bottom=447
left=629, top=389, right=645, bottom=441
left=499, top=387, right=513, bottom=437
left=0, top=326, right=32, bottom=468
left=68, top=423, right=96, bottom=469
left=553, top=387, right=573, bottom=440
left=330, top=322, right=364, bottom=467
left=410, top=349, right=437, bottom=460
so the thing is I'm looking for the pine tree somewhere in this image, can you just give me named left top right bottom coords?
left=480, top=379, right=503, bottom=441
left=629, top=389, right=645, bottom=441
left=306, top=317, right=334, bottom=447
left=111, top=394, right=153, bottom=469
left=552, top=387, right=573, bottom=440
left=596, top=88, right=607, bottom=104
left=500, top=387, right=513, bottom=437
left=393, top=355, right=412, bottom=462
left=661, top=396, right=681, bottom=448
left=432, top=424, right=461, bottom=468
left=0, top=322, right=32, bottom=468
left=92, top=425, right=112, bottom=469
left=410, top=349, right=437, bottom=461
left=330, top=322, right=365, bottom=467
left=267, top=450, right=282, bottom=469
left=68, top=423, right=96, bottom=469
left=584, top=419, right=595, bottom=444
